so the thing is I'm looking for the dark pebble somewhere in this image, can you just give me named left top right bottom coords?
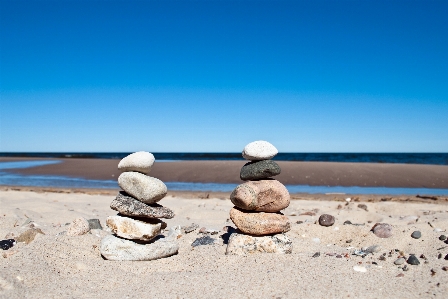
left=346, top=239, right=352, bottom=243
left=438, top=253, right=442, bottom=259
left=0, top=239, right=16, bottom=250
left=420, top=254, right=427, bottom=260
left=411, top=231, right=421, bottom=239
left=296, top=221, right=303, bottom=224
left=379, top=255, right=386, bottom=261
left=336, top=255, right=342, bottom=258
left=343, top=220, right=352, bottom=225
left=439, top=235, right=447, bottom=241
left=357, top=204, right=368, bottom=211
left=445, top=254, right=448, bottom=260
left=182, top=223, right=199, bottom=234
left=312, top=252, right=320, bottom=258
left=191, top=236, right=215, bottom=247
left=319, top=214, right=335, bottom=227
left=403, top=265, right=409, bottom=271
left=407, top=255, right=420, bottom=265
left=442, top=266, right=448, bottom=271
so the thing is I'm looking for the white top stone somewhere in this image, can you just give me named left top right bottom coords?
left=118, top=151, right=155, bottom=174
left=242, top=140, right=278, bottom=160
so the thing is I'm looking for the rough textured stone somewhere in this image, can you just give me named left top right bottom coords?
left=191, top=236, right=215, bottom=247
left=66, top=217, right=90, bottom=236
left=118, top=172, right=167, bottom=204
left=411, top=231, right=421, bottom=239
left=118, top=151, right=155, bottom=174
left=100, top=226, right=180, bottom=261
left=111, top=192, right=174, bottom=219
left=226, top=233, right=292, bottom=255
left=371, top=223, right=393, bottom=238
left=106, top=215, right=161, bottom=241
left=229, top=207, right=290, bottom=235
left=242, top=140, right=278, bottom=160
left=230, top=180, right=290, bottom=212
left=318, top=214, right=335, bottom=227
left=240, top=160, right=281, bottom=181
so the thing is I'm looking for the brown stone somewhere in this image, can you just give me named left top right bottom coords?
left=230, top=180, right=290, bottom=212
left=371, top=223, right=393, bottom=238
left=229, top=207, right=291, bottom=235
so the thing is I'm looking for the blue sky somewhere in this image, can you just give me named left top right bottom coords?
left=1, top=0, right=447, bottom=152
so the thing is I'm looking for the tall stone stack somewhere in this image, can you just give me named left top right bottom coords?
left=100, top=151, right=180, bottom=261
left=226, top=141, right=292, bottom=255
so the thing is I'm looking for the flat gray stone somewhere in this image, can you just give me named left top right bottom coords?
left=242, top=141, right=278, bottom=160
left=110, top=192, right=174, bottom=219
left=240, top=160, right=281, bottom=180
left=106, top=215, right=161, bottom=241
left=100, top=226, right=181, bottom=261
left=118, top=151, right=155, bottom=174
left=118, top=172, right=167, bottom=204
left=226, top=233, right=292, bottom=255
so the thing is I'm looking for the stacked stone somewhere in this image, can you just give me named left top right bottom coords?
left=100, top=151, right=180, bottom=261
left=226, top=141, right=292, bottom=255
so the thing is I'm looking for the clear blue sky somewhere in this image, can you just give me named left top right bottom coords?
left=1, top=0, right=447, bottom=152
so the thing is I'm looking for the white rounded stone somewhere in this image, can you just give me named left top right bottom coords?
left=118, top=172, right=167, bottom=203
left=118, top=151, right=155, bottom=174
left=225, top=233, right=292, bottom=255
left=242, top=141, right=278, bottom=160
left=106, top=215, right=161, bottom=241
left=66, top=217, right=90, bottom=236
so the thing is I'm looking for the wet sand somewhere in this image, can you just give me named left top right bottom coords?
left=1, top=189, right=448, bottom=298
left=1, top=157, right=448, bottom=188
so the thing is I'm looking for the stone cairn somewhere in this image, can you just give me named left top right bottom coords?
left=226, top=141, right=292, bottom=255
left=100, top=151, right=180, bottom=261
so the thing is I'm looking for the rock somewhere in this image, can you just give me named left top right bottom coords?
left=100, top=234, right=179, bottom=261
left=191, top=236, right=215, bottom=247
left=318, top=214, right=335, bottom=227
left=240, top=160, right=281, bottom=180
left=312, top=252, right=320, bottom=258
left=371, top=223, right=393, bottom=238
left=411, top=231, right=421, bottom=239
left=357, top=204, right=368, bottom=211
left=229, top=207, right=290, bottom=235
left=111, top=192, right=174, bottom=219
left=87, top=219, right=102, bottom=230
left=118, top=151, right=155, bottom=174
left=106, top=215, right=161, bottom=241
left=15, top=228, right=45, bottom=244
left=439, top=235, right=447, bottom=241
left=394, top=258, right=406, bottom=265
left=230, top=180, right=290, bottom=212
left=226, top=233, right=292, bottom=255
left=365, top=245, right=382, bottom=253
left=0, top=239, right=15, bottom=250
left=181, top=223, right=199, bottom=234
left=407, top=255, right=420, bottom=265
left=242, top=140, right=278, bottom=160
left=118, top=172, right=167, bottom=204
left=353, top=266, right=367, bottom=273
left=66, top=217, right=90, bottom=236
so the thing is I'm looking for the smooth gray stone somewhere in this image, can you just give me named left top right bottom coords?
left=118, top=172, right=167, bottom=203
left=100, top=233, right=179, bottom=261
left=240, top=160, right=281, bottom=180
left=110, top=192, right=174, bottom=219
left=226, top=233, right=292, bottom=255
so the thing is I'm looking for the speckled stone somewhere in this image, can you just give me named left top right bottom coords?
left=118, top=151, right=155, bottom=174
left=230, top=180, right=290, bottom=212
left=242, top=141, right=278, bottom=160
left=106, top=215, right=161, bottom=241
left=118, top=172, right=167, bottom=204
left=229, top=207, right=291, bottom=235
left=318, top=214, right=335, bottom=227
left=240, top=160, right=281, bottom=181
left=110, top=192, right=174, bottom=219
left=66, top=217, right=90, bottom=236
left=371, top=223, right=393, bottom=238
left=226, top=233, right=292, bottom=255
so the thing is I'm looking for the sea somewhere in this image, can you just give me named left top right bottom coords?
left=1, top=152, right=448, bottom=195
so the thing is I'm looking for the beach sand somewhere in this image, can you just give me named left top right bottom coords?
left=1, top=189, right=448, bottom=298
left=2, top=157, right=448, bottom=188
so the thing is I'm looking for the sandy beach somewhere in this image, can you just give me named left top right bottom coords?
left=1, top=189, right=448, bottom=298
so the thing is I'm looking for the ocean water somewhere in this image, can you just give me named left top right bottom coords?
left=1, top=152, right=448, bottom=165
left=1, top=160, right=448, bottom=195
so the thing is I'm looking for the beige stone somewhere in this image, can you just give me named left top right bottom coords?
left=226, top=233, right=292, bottom=255
left=230, top=180, right=290, bottom=212
left=66, top=217, right=90, bottom=236
left=229, top=207, right=291, bottom=235
left=106, top=215, right=161, bottom=241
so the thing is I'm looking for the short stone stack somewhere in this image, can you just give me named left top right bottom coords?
left=226, top=141, right=292, bottom=255
left=100, top=151, right=180, bottom=261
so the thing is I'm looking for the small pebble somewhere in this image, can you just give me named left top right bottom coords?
left=371, top=223, right=393, bottom=238
left=402, top=265, right=409, bottom=271
left=439, top=235, right=447, bottom=241
left=442, top=266, right=448, bottom=271
left=379, top=255, right=386, bottom=261
left=434, top=228, right=443, bottom=232
left=336, top=255, right=342, bottom=258
left=438, top=253, right=442, bottom=259
left=0, top=239, right=16, bottom=250
left=346, top=239, right=352, bottom=243
left=318, top=214, right=335, bottom=227
left=296, top=221, right=303, bottom=224
left=420, top=254, right=427, bottom=260
left=191, top=236, right=215, bottom=247
left=407, top=255, right=420, bottom=265
left=357, top=204, right=368, bottom=211
left=411, top=231, right=421, bottom=239
left=312, top=252, right=320, bottom=258
left=343, top=220, right=352, bottom=225
left=394, top=258, right=405, bottom=265
left=365, top=245, right=382, bottom=253
left=396, top=273, right=404, bottom=277
left=353, top=266, right=366, bottom=272
left=445, top=254, right=448, bottom=260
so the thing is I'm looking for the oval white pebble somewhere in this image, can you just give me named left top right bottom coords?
left=118, top=151, right=155, bottom=174
left=345, top=197, right=351, bottom=202
left=242, top=140, right=278, bottom=160
left=353, top=266, right=367, bottom=272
